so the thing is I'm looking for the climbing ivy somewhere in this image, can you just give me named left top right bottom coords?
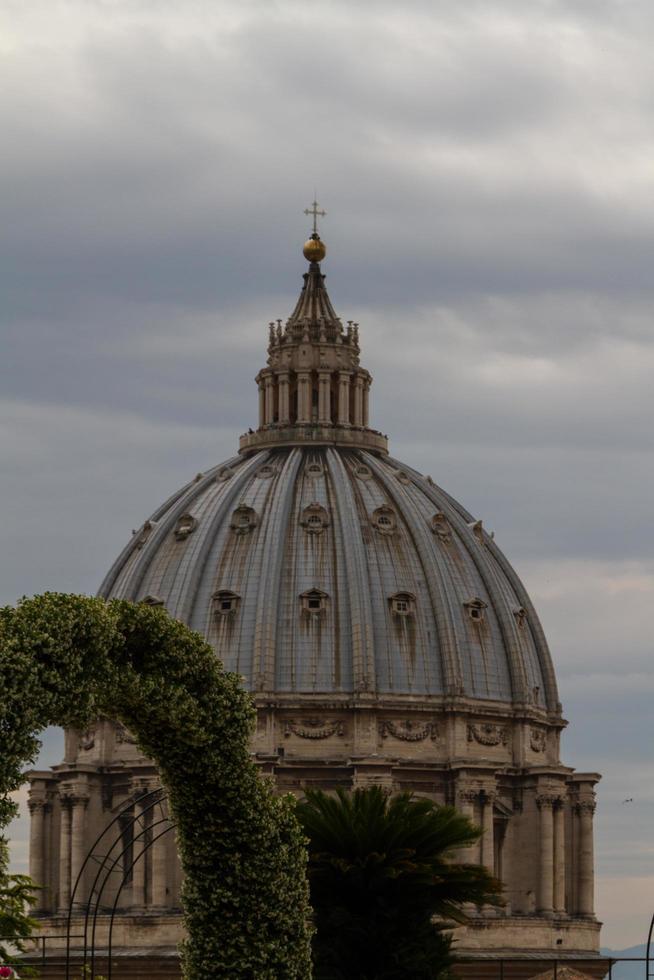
left=0, top=593, right=313, bottom=979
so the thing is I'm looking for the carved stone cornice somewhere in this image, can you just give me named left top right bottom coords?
left=575, top=800, right=596, bottom=815
left=467, top=723, right=509, bottom=747
left=284, top=719, right=344, bottom=740
left=536, top=794, right=562, bottom=809
left=379, top=720, right=440, bottom=743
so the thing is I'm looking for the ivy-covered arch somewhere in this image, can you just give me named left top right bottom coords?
left=0, top=593, right=313, bottom=979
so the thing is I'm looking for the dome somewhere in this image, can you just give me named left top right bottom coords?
left=99, top=446, right=558, bottom=709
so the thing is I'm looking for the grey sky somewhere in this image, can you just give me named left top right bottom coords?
left=2, top=0, right=653, bottom=948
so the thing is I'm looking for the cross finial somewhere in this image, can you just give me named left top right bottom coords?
left=304, top=199, right=326, bottom=236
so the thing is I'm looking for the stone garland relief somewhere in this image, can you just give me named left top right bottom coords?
left=379, top=719, right=440, bottom=743
left=467, top=722, right=509, bottom=746
left=284, top=718, right=345, bottom=740
left=530, top=727, right=547, bottom=752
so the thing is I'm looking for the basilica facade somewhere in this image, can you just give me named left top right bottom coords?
left=27, top=220, right=602, bottom=976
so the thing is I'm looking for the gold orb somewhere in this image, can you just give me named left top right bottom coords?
left=303, top=235, right=326, bottom=263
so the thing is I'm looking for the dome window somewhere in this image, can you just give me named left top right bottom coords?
left=216, top=467, right=234, bottom=483
left=174, top=513, right=198, bottom=540
left=230, top=505, right=257, bottom=535
left=431, top=512, right=452, bottom=542
left=464, top=597, right=488, bottom=623
left=301, top=503, right=330, bottom=534
left=390, top=591, right=415, bottom=616
left=300, top=589, right=328, bottom=615
left=141, top=595, right=164, bottom=607
left=395, top=470, right=411, bottom=485
left=213, top=590, right=240, bottom=616
left=305, top=462, right=323, bottom=477
left=256, top=463, right=276, bottom=479
left=372, top=506, right=396, bottom=534
left=355, top=464, right=372, bottom=480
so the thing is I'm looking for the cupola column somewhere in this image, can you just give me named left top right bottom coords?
left=257, top=377, right=265, bottom=429
left=363, top=379, right=370, bottom=427
left=353, top=373, right=364, bottom=427
left=318, top=370, right=331, bottom=424
left=297, top=371, right=311, bottom=423
left=536, top=795, right=555, bottom=915
left=278, top=371, right=290, bottom=425
left=337, top=371, right=351, bottom=426
left=576, top=801, right=595, bottom=916
left=264, top=373, right=275, bottom=426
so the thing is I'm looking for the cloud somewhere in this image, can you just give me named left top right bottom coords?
left=2, top=0, right=654, bottom=948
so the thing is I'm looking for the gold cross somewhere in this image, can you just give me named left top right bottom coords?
left=304, top=199, right=326, bottom=235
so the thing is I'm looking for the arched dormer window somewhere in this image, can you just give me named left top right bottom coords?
left=230, top=505, right=257, bottom=535
left=305, top=461, right=323, bottom=477
left=141, top=595, right=165, bottom=607
left=372, top=506, right=397, bottom=535
left=257, top=464, right=275, bottom=479
left=300, top=589, right=328, bottom=615
left=213, top=590, right=241, bottom=616
left=464, top=597, right=488, bottom=623
left=389, top=591, right=415, bottom=616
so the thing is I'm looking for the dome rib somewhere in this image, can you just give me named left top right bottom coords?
left=169, top=452, right=268, bottom=625
left=328, top=449, right=377, bottom=693
left=252, top=449, right=303, bottom=692
left=363, top=453, right=462, bottom=695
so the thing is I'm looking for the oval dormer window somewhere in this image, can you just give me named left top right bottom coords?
left=355, top=464, right=372, bottom=480
left=174, top=513, right=198, bottom=540
left=372, top=506, right=396, bottom=535
left=305, top=462, right=323, bottom=477
left=301, top=503, right=330, bottom=534
left=230, top=505, right=257, bottom=535
left=257, top=464, right=275, bottom=479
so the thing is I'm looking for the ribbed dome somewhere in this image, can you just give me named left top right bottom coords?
left=99, top=446, right=558, bottom=710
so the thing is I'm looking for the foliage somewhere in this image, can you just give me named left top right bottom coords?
left=0, top=837, right=38, bottom=971
left=0, top=593, right=313, bottom=980
left=296, top=786, right=503, bottom=980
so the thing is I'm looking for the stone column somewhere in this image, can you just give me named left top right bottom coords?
left=480, top=791, right=495, bottom=875
left=297, top=371, right=311, bottom=424
left=537, top=796, right=554, bottom=915
left=70, top=793, right=89, bottom=907
left=455, top=788, right=480, bottom=863
left=264, top=373, right=275, bottom=426
left=553, top=799, right=566, bottom=913
left=337, top=371, right=351, bottom=426
left=363, top=380, right=370, bottom=427
left=58, top=798, right=72, bottom=912
left=278, top=371, right=290, bottom=424
left=28, top=799, right=46, bottom=910
left=131, top=793, right=148, bottom=909
left=257, top=376, right=265, bottom=428
left=318, top=371, right=331, bottom=424
left=577, top=801, right=595, bottom=916
left=151, top=828, right=168, bottom=909
left=353, top=374, right=364, bottom=427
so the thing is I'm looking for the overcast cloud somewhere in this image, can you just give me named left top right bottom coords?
left=2, top=0, right=654, bottom=949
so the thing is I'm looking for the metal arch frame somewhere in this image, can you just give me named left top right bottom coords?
left=64, top=787, right=175, bottom=980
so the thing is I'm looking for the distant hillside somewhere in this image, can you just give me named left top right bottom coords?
left=600, top=944, right=648, bottom=979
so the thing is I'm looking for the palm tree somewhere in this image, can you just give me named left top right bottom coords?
left=296, top=786, right=503, bottom=980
